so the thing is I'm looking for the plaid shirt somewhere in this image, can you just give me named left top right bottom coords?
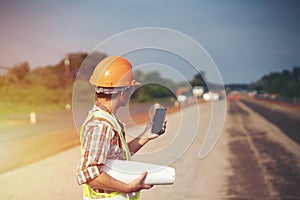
left=77, top=103, right=127, bottom=187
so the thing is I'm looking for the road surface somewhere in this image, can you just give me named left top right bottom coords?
left=225, top=100, right=300, bottom=199
left=0, top=110, right=77, bottom=173
left=0, top=99, right=299, bottom=199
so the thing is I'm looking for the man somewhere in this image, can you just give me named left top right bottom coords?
left=77, top=56, right=165, bottom=200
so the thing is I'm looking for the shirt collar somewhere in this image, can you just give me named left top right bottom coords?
left=94, top=101, right=112, bottom=114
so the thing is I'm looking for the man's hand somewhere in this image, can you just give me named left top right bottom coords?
left=127, top=119, right=167, bottom=154
left=126, top=172, right=153, bottom=193
left=143, top=120, right=167, bottom=140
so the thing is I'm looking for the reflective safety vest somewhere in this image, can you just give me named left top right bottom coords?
left=79, top=108, right=140, bottom=200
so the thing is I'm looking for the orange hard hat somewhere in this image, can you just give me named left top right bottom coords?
left=90, top=56, right=140, bottom=88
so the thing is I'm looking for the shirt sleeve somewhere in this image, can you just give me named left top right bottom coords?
left=77, top=120, right=114, bottom=185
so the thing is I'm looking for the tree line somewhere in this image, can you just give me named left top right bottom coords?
left=251, top=66, right=300, bottom=102
left=0, top=52, right=105, bottom=113
left=0, top=52, right=207, bottom=113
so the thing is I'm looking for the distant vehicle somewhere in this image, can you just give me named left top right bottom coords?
left=227, top=91, right=241, bottom=101
left=192, top=86, right=204, bottom=97
left=203, top=92, right=219, bottom=101
left=177, top=95, right=187, bottom=103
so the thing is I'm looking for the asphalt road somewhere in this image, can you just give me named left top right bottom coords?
left=241, top=98, right=300, bottom=145
left=225, top=100, right=300, bottom=199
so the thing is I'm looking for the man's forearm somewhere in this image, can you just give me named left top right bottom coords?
left=127, top=137, right=150, bottom=154
left=87, top=170, right=152, bottom=194
left=88, top=171, right=130, bottom=193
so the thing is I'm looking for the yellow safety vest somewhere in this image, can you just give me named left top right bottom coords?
left=79, top=108, right=140, bottom=200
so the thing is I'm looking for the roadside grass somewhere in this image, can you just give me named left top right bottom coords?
left=0, top=85, right=68, bottom=116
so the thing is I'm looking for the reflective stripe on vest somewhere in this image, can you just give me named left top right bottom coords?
left=80, top=108, right=139, bottom=200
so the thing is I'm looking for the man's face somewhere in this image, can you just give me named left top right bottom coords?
left=119, top=87, right=133, bottom=106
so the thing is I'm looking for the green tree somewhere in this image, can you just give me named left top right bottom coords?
left=131, top=71, right=176, bottom=102
left=252, top=66, right=300, bottom=101
left=190, top=71, right=207, bottom=87
left=6, top=62, right=31, bottom=86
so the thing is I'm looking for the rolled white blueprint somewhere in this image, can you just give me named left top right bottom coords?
left=102, top=159, right=175, bottom=185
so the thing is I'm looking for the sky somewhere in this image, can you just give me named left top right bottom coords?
left=0, top=0, right=299, bottom=84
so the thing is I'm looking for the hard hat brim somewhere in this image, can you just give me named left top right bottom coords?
left=90, top=79, right=141, bottom=88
